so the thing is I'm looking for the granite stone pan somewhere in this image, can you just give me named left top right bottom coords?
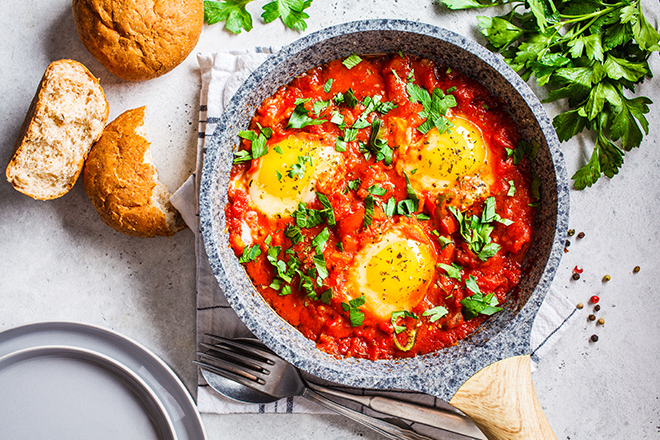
left=200, top=20, right=569, bottom=439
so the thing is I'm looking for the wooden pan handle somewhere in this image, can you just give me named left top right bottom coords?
left=448, top=355, right=557, bottom=440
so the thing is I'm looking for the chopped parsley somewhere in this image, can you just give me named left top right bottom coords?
left=238, top=244, right=261, bottom=263
left=287, top=98, right=326, bottom=129
left=437, top=262, right=463, bottom=280
left=422, top=306, right=449, bottom=323
left=288, top=155, right=312, bottom=179
left=363, top=195, right=375, bottom=227
left=323, top=78, right=333, bottom=93
left=448, top=197, right=512, bottom=261
left=391, top=310, right=418, bottom=334
left=367, top=184, right=387, bottom=196
left=342, top=54, right=363, bottom=69
left=365, top=119, right=393, bottom=165
left=460, top=275, right=502, bottom=319
left=383, top=197, right=396, bottom=217
left=507, top=180, right=516, bottom=196
left=341, top=295, right=366, bottom=327
left=316, top=192, right=336, bottom=226
left=237, top=129, right=268, bottom=159
left=406, top=82, right=457, bottom=134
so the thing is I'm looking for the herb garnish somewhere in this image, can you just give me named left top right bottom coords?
left=437, top=262, right=463, bottom=280
left=422, top=306, right=449, bottom=322
left=440, top=0, right=659, bottom=189
left=342, top=54, right=363, bottom=69
left=406, top=82, right=457, bottom=134
left=203, top=0, right=313, bottom=34
left=460, top=275, right=502, bottom=319
left=448, top=196, right=511, bottom=261
left=341, top=295, right=366, bottom=327
left=323, top=78, right=333, bottom=93
left=238, top=244, right=261, bottom=263
left=287, top=98, right=326, bottom=129
left=391, top=310, right=418, bottom=334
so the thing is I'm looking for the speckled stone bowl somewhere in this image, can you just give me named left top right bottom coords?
left=200, top=19, right=569, bottom=401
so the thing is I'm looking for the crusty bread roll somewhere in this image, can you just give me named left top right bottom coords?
left=83, top=106, right=186, bottom=237
left=6, top=59, right=109, bottom=200
left=72, top=0, right=204, bottom=81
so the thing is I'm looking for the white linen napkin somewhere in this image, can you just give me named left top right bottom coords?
left=170, top=50, right=581, bottom=423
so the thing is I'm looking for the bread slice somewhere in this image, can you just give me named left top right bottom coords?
left=6, top=59, right=109, bottom=200
left=83, top=106, right=187, bottom=238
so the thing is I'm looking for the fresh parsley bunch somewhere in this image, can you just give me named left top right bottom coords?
left=440, top=0, right=660, bottom=189
left=204, top=0, right=313, bottom=34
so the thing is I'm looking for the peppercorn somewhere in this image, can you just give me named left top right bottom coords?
left=577, top=232, right=585, bottom=239
left=576, top=303, right=584, bottom=310
left=594, top=304, right=601, bottom=312
left=590, top=334, right=599, bottom=342
left=568, top=229, right=575, bottom=237
left=590, top=295, right=600, bottom=304
left=588, top=314, right=596, bottom=321
left=572, top=273, right=580, bottom=280
left=633, top=266, right=641, bottom=273
left=603, top=275, right=611, bottom=282
left=597, top=318, right=605, bottom=325
left=565, top=240, right=571, bottom=247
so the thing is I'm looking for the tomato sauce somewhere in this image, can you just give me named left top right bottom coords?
left=226, top=54, right=537, bottom=360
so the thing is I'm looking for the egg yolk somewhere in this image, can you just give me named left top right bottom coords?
left=351, top=227, right=436, bottom=321
left=398, top=116, right=488, bottom=191
left=248, top=134, right=338, bottom=217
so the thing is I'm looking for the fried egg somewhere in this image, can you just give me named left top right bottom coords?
left=247, top=133, right=342, bottom=217
left=397, top=116, right=495, bottom=207
left=346, top=223, right=436, bottom=321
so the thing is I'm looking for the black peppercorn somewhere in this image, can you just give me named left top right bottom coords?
left=590, top=334, right=599, bottom=342
left=594, top=304, right=601, bottom=312
left=588, top=314, right=596, bottom=321
left=577, top=232, right=585, bottom=239
left=565, top=240, right=571, bottom=247
left=572, top=273, right=580, bottom=280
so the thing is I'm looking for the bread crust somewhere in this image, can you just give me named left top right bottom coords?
left=83, top=106, right=186, bottom=237
left=72, top=0, right=204, bottom=81
left=6, top=59, right=109, bottom=200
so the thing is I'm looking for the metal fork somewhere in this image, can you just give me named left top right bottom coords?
left=195, top=335, right=485, bottom=440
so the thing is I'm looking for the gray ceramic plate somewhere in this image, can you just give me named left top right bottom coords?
left=0, top=322, right=206, bottom=440
left=200, top=19, right=569, bottom=401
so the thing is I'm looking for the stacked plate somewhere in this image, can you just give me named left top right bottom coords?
left=0, top=322, right=205, bottom=440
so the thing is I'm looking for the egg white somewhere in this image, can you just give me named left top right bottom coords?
left=345, top=223, right=436, bottom=321
left=247, top=133, right=343, bottom=218
left=397, top=116, right=494, bottom=207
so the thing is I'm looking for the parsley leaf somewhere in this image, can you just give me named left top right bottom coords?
left=422, top=306, right=449, bottom=322
left=363, top=195, right=375, bottom=227
left=238, top=244, right=261, bottom=263
left=391, top=310, right=418, bottom=334
left=438, top=262, right=463, bottom=280
left=342, top=54, right=363, bottom=69
left=460, top=275, right=502, bottom=319
left=316, top=192, right=336, bottom=226
left=449, top=199, right=505, bottom=261
left=261, top=0, right=313, bottom=32
left=324, top=78, right=333, bottom=93
left=383, top=197, right=396, bottom=217
left=287, top=99, right=326, bottom=129
left=441, top=0, right=659, bottom=189
left=204, top=0, right=253, bottom=34
left=365, top=119, right=394, bottom=165
left=406, top=81, right=457, bottom=134
left=341, top=295, right=366, bottom=327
